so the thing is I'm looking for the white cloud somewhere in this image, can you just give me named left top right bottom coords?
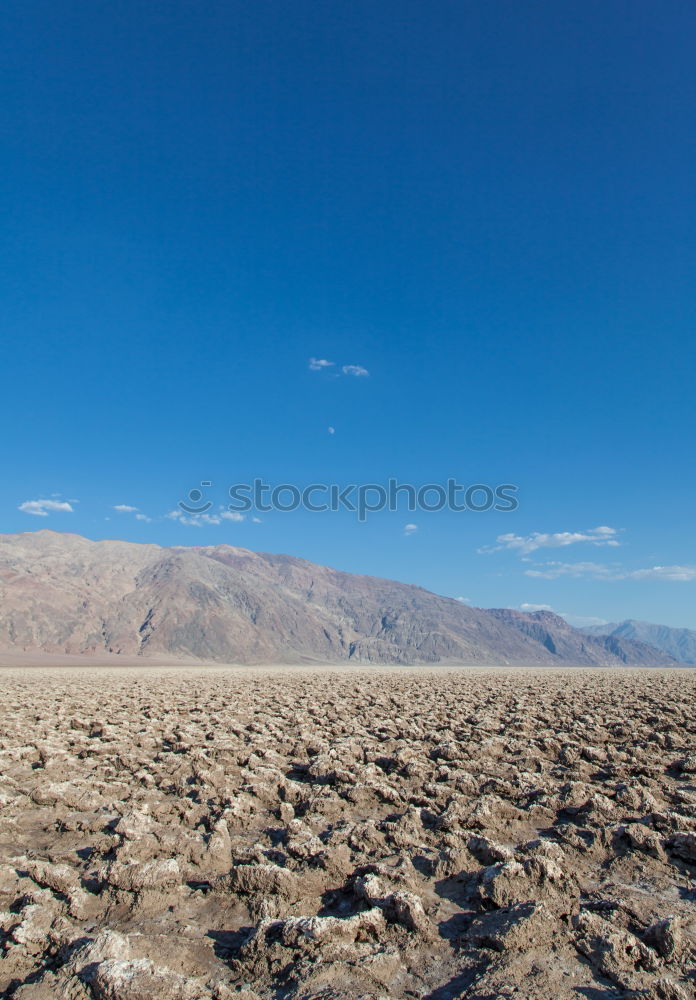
left=173, top=512, right=220, bottom=526
left=134, top=513, right=152, bottom=522
left=18, top=499, right=74, bottom=517
left=221, top=511, right=245, bottom=522
left=167, top=507, right=245, bottom=527
left=524, top=561, right=615, bottom=580
left=455, top=596, right=471, bottom=604
left=252, top=516, right=262, bottom=523
left=524, top=561, right=696, bottom=582
left=479, top=526, right=620, bottom=556
left=520, top=602, right=554, bottom=612
left=403, top=523, right=418, bottom=536
left=327, top=426, right=335, bottom=434
left=623, top=565, right=696, bottom=582
left=309, top=357, right=369, bottom=377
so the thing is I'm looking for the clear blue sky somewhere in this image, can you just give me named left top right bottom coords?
left=2, top=1, right=695, bottom=627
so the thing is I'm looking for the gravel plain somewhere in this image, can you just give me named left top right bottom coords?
left=0, top=665, right=694, bottom=1000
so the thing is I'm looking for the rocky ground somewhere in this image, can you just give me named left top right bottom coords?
left=0, top=665, right=694, bottom=1000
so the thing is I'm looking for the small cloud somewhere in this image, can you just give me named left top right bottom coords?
left=342, top=364, right=369, bottom=377
left=252, top=516, right=262, bottom=523
left=520, top=603, right=554, bottom=612
left=113, top=504, right=151, bottom=522
left=167, top=507, right=245, bottom=527
left=403, top=523, right=418, bottom=536
left=327, top=426, right=335, bottom=434
left=479, top=526, right=620, bottom=556
left=166, top=509, right=218, bottom=526
left=455, top=596, right=471, bottom=604
left=185, top=513, right=221, bottom=526
left=309, top=357, right=335, bottom=371
left=221, top=511, right=245, bottom=522
left=18, top=499, right=74, bottom=517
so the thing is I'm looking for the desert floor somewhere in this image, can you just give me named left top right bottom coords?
left=0, top=665, right=694, bottom=1000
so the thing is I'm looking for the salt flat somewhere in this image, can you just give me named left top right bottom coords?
left=0, top=666, right=694, bottom=999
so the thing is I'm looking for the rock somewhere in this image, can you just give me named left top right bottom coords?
left=221, top=862, right=302, bottom=901
left=23, top=859, right=91, bottom=918
left=623, top=823, right=667, bottom=860
left=90, top=958, right=206, bottom=1000
left=574, top=911, right=658, bottom=990
left=469, top=901, right=559, bottom=952
left=113, top=810, right=154, bottom=840
left=667, top=831, right=696, bottom=862
left=99, top=858, right=181, bottom=893
left=386, top=891, right=434, bottom=938
left=644, top=916, right=683, bottom=960
left=280, top=907, right=386, bottom=947
left=477, top=856, right=577, bottom=916
left=467, top=835, right=514, bottom=864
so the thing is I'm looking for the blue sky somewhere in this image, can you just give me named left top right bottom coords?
left=2, top=1, right=695, bottom=627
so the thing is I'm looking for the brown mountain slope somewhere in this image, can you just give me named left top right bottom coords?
left=0, top=531, right=677, bottom=666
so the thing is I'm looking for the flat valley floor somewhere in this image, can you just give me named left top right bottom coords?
left=0, top=665, right=694, bottom=1000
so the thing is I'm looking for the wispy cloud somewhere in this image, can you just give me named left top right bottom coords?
left=524, top=561, right=696, bottom=582
left=309, top=357, right=369, bottom=377
left=561, top=613, right=609, bottom=628
left=479, top=526, right=619, bottom=556
left=524, top=561, right=616, bottom=580
left=520, top=602, right=554, bottom=612
left=403, top=523, right=418, bottom=536
left=167, top=511, right=220, bottom=526
left=167, top=507, right=246, bottom=527
left=455, top=596, right=471, bottom=604
left=18, top=499, right=74, bottom=517
left=623, top=565, right=696, bottom=582
left=134, top=513, right=152, bottom=522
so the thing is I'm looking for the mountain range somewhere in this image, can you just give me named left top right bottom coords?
left=0, top=530, right=681, bottom=667
left=581, top=619, right=696, bottom=665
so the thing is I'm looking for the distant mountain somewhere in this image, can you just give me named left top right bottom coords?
left=582, top=619, right=696, bottom=665
left=487, top=608, right=681, bottom=666
left=0, top=531, right=677, bottom=667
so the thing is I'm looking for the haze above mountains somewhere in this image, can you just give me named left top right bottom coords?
left=0, top=531, right=685, bottom=667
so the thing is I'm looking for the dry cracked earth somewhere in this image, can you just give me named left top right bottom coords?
left=0, top=665, right=694, bottom=1000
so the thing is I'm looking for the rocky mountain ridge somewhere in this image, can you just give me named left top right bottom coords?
left=0, top=531, right=679, bottom=666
